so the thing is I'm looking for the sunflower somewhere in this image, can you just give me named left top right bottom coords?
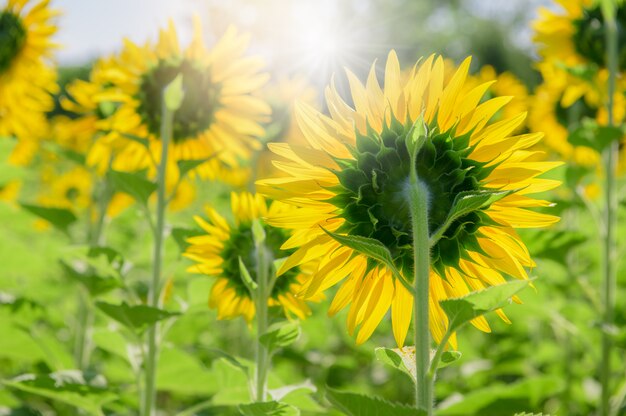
left=466, top=65, right=529, bottom=132
left=256, top=75, right=319, bottom=179
left=86, top=19, right=271, bottom=184
left=0, top=0, right=58, bottom=165
left=258, top=52, right=560, bottom=347
left=184, top=192, right=318, bottom=322
left=533, top=0, right=626, bottom=70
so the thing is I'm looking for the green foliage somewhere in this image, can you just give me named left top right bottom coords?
left=440, top=280, right=530, bottom=333
left=19, top=204, right=77, bottom=234
left=322, top=228, right=413, bottom=294
left=95, top=301, right=179, bottom=334
left=171, top=226, right=203, bottom=252
left=260, top=321, right=301, bottom=352
left=568, top=119, right=623, bottom=152
left=107, top=170, right=157, bottom=205
left=177, top=157, right=214, bottom=178
left=3, top=371, right=117, bottom=415
left=164, top=74, right=185, bottom=111
left=437, top=376, right=563, bottom=416
left=238, top=401, right=300, bottom=416
left=326, top=388, right=417, bottom=416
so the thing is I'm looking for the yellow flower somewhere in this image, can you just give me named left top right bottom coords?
left=533, top=0, right=624, bottom=69
left=184, top=192, right=319, bottom=322
left=86, top=19, right=271, bottom=184
left=258, top=52, right=560, bottom=347
left=256, top=75, right=320, bottom=179
left=0, top=0, right=59, bottom=165
left=529, top=63, right=626, bottom=167
left=37, top=166, right=93, bottom=211
left=466, top=65, right=529, bottom=131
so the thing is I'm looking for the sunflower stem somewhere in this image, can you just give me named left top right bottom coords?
left=142, top=91, right=173, bottom=416
left=407, top=139, right=432, bottom=415
left=600, top=4, right=619, bottom=416
left=254, top=241, right=271, bottom=402
left=74, top=168, right=112, bottom=372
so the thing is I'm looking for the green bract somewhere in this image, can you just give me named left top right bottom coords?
left=0, top=11, right=26, bottom=73
left=328, top=116, right=499, bottom=278
left=136, top=58, right=221, bottom=142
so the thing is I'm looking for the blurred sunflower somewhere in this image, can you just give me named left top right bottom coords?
left=529, top=63, right=626, bottom=168
left=534, top=0, right=626, bottom=70
left=258, top=52, right=560, bottom=347
left=256, top=75, right=319, bottom=179
left=0, top=0, right=58, bottom=165
left=184, top=192, right=319, bottom=322
left=87, top=19, right=271, bottom=183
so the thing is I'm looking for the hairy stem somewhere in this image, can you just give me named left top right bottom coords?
left=408, top=163, right=432, bottom=415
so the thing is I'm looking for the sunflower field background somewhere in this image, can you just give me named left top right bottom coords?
left=1, top=0, right=626, bottom=415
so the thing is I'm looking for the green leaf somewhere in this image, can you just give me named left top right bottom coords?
left=431, top=189, right=512, bottom=246
left=2, top=371, right=117, bottom=416
left=19, top=204, right=77, bottom=234
left=95, top=301, right=179, bottom=334
left=252, top=219, right=266, bottom=246
left=259, top=321, right=301, bottom=352
left=238, top=401, right=299, bottom=416
left=121, top=132, right=150, bottom=149
left=407, top=114, right=428, bottom=159
left=437, top=376, right=563, bottom=415
left=107, top=170, right=156, bottom=205
left=171, top=227, right=203, bottom=253
left=239, top=256, right=258, bottom=293
left=440, top=280, right=530, bottom=333
left=164, top=74, right=185, bottom=111
left=322, top=228, right=414, bottom=295
left=177, top=157, right=215, bottom=178
left=61, top=261, right=123, bottom=297
left=530, top=230, right=587, bottom=263
left=326, top=388, right=417, bottom=416
left=439, top=351, right=462, bottom=368
left=569, top=119, right=623, bottom=152
left=375, top=347, right=416, bottom=382
left=376, top=347, right=461, bottom=381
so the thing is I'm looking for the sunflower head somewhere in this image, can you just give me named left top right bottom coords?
left=0, top=0, right=58, bottom=165
left=185, top=192, right=317, bottom=322
left=331, top=115, right=492, bottom=279
left=572, top=3, right=626, bottom=68
left=86, top=20, right=271, bottom=181
left=136, top=58, right=221, bottom=143
left=260, top=52, right=560, bottom=347
left=0, top=9, right=27, bottom=73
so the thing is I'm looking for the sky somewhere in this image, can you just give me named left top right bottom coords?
left=53, top=0, right=196, bottom=64
left=52, top=0, right=550, bottom=66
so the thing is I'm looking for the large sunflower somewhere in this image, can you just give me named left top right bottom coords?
left=0, top=0, right=58, bottom=165
left=87, top=19, right=271, bottom=182
left=184, top=192, right=319, bottom=322
left=258, top=52, right=560, bottom=347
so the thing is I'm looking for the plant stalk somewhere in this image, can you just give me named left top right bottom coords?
left=408, top=166, right=432, bottom=414
left=255, top=243, right=270, bottom=402
left=142, top=95, right=173, bottom=416
left=600, top=6, right=619, bottom=416
left=74, top=172, right=112, bottom=371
